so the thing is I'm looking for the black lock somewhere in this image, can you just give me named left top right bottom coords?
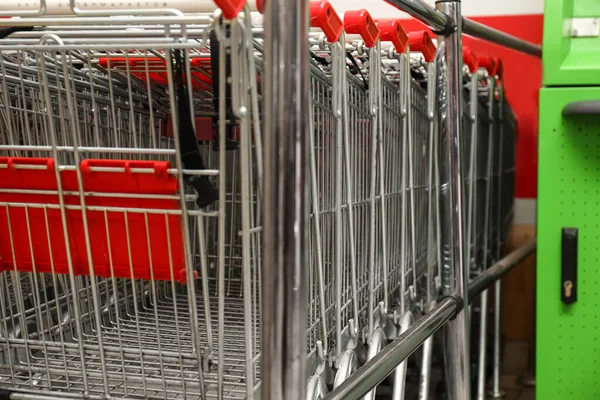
left=561, top=228, right=578, bottom=305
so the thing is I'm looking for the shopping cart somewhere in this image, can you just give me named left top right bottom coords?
left=0, top=4, right=268, bottom=398
left=0, top=1, right=519, bottom=399
left=459, top=51, right=517, bottom=399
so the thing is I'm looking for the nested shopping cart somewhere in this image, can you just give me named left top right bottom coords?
left=0, top=3, right=266, bottom=398
left=458, top=48, right=516, bottom=399
left=304, top=6, right=443, bottom=398
left=0, top=1, right=519, bottom=399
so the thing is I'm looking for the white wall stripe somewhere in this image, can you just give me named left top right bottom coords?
left=329, top=0, right=544, bottom=18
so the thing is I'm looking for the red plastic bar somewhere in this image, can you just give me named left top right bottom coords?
left=98, top=56, right=213, bottom=88
left=377, top=19, right=408, bottom=53
left=408, top=31, right=436, bottom=62
left=344, top=9, right=381, bottom=48
left=0, top=157, right=194, bottom=283
left=462, top=46, right=479, bottom=73
left=213, top=0, right=246, bottom=19
left=309, top=0, right=343, bottom=43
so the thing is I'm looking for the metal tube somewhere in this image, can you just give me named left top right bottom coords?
left=384, top=0, right=450, bottom=33
left=323, top=296, right=460, bottom=400
left=462, top=18, right=542, bottom=58
left=261, top=0, right=309, bottom=399
left=435, top=1, right=471, bottom=399
left=0, top=15, right=211, bottom=27
left=491, top=81, right=507, bottom=399
left=0, top=0, right=259, bottom=15
left=468, top=239, right=536, bottom=301
left=476, top=289, right=489, bottom=400
left=491, top=280, right=503, bottom=397
left=384, top=0, right=541, bottom=58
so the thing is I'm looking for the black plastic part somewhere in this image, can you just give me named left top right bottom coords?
left=209, top=27, right=239, bottom=151
left=174, top=51, right=219, bottom=209
left=561, top=228, right=578, bottom=305
left=0, top=26, right=34, bottom=39
left=562, top=100, right=600, bottom=117
left=0, top=389, right=12, bottom=400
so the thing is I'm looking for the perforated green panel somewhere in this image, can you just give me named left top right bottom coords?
left=538, top=87, right=600, bottom=400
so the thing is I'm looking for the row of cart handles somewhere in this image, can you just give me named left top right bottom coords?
left=0, top=0, right=504, bottom=77
left=212, top=0, right=504, bottom=76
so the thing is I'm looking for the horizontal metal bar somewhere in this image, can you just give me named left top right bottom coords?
left=0, top=15, right=211, bottom=27
left=384, top=0, right=450, bottom=33
left=469, top=238, right=537, bottom=301
left=323, top=296, right=460, bottom=400
left=462, top=18, right=542, bottom=58
left=11, top=392, right=89, bottom=400
left=385, top=0, right=541, bottom=58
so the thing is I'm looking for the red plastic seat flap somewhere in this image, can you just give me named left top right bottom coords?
left=0, top=157, right=194, bottom=283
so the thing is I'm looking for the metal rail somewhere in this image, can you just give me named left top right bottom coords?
left=469, top=239, right=537, bottom=301
left=323, top=296, right=461, bottom=400
left=384, top=0, right=451, bottom=33
left=323, top=240, right=537, bottom=400
left=385, top=0, right=542, bottom=58
left=462, top=18, right=542, bottom=58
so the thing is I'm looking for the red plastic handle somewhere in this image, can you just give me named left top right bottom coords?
left=462, top=46, right=479, bottom=73
left=377, top=19, right=408, bottom=53
left=213, top=0, right=246, bottom=19
left=408, top=31, right=436, bottom=63
left=81, top=159, right=170, bottom=177
left=479, top=55, right=498, bottom=76
left=0, top=157, right=54, bottom=170
left=495, top=58, right=504, bottom=79
left=344, top=9, right=380, bottom=48
left=257, top=0, right=265, bottom=14
left=310, top=0, right=343, bottom=43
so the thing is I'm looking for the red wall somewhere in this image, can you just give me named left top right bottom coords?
left=401, top=14, right=543, bottom=199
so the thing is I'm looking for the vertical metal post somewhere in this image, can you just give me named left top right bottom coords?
left=435, top=1, right=471, bottom=399
left=491, top=82, right=506, bottom=399
left=477, top=75, right=496, bottom=400
left=261, top=0, right=310, bottom=399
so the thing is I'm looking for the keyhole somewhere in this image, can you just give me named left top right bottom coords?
left=564, top=280, right=573, bottom=297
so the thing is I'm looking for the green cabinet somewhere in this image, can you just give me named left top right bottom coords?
left=543, top=0, right=600, bottom=86
left=538, top=87, right=600, bottom=399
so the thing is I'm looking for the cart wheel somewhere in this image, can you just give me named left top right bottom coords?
left=306, top=374, right=328, bottom=400
left=333, top=348, right=359, bottom=388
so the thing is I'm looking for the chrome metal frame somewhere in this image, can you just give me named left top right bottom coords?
left=261, top=0, right=310, bottom=398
